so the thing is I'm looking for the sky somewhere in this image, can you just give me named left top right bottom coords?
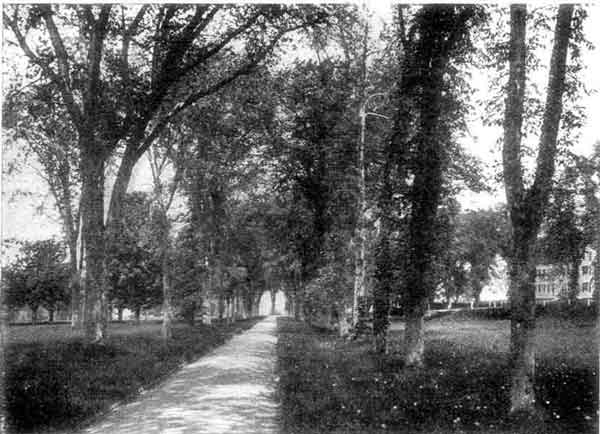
left=2, top=3, right=600, bottom=247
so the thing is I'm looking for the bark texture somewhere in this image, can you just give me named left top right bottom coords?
left=404, top=303, right=426, bottom=367
left=80, top=147, right=108, bottom=342
left=502, top=4, right=574, bottom=414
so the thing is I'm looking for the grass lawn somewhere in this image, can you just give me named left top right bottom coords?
left=6, top=317, right=263, bottom=433
left=276, top=315, right=598, bottom=434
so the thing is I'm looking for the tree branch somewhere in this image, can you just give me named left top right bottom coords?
left=502, top=4, right=527, bottom=212
left=526, top=4, right=574, bottom=217
left=121, top=5, right=149, bottom=116
left=83, top=5, right=111, bottom=119
left=178, top=9, right=261, bottom=77
left=5, top=9, right=83, bottom=129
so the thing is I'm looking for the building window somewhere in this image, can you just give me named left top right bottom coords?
left=582, top=266, right=590, bottom=275
left=581, top=282, right=589, bottom=292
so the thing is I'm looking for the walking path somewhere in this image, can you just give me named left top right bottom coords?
left=81, top=316, right=279, bottom=434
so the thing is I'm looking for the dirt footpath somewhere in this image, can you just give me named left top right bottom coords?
left=80, top=316, right=279, bottom=434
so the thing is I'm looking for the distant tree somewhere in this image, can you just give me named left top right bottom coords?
left=106, top=193, right=162, bottom=323
left=3, top=83, right=82, bottom=327
left=272, top=58, right=360, bottom=325
left=171, top=224, right=207, bottom=325
left=539, top=166, right=589, bottom=301
left=457, top=208, right=509, bottom=304
left=432, top=205, right=508, bottom=308
left=3, top=239, right=70, bottom=323
left=575, top=144, right=600, bottom=299
left=147, top=133, right=188, bottom=340
left=163, top=65, right=285, bottom=323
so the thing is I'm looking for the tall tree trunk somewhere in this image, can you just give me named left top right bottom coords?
left=134, top=306, right=141, bottom=324
left=57, top=165, right=81, bottom=330
left=270, top=289, right=277, bottom=315
left=404, top=301, right=426, bottom=367
left=337, top=303, right=350, bottom=337
left=157, top=209, right=173, bottom=341
left=30, top=305, right=39, bottom=325
left=118, top=307, right=123, bottom=321
left=161, top=260, right=173, bottom=341
left=218, top=295, right=224, bottom=320
left=294, top=296, right=302, bottom=321
left=502, top=4, right=573, bottom=414
left=395, top=5, right=474, bottom=368
left=372, top=276, right=391, bottom=354
left=0, top=299, right=7, bottom=429
left=352, top=10, right=370, bottom=335
left=508, top=241, right=537, bottom=413
left=48, top=308, right=55, bottom=323
left=80, top=147, right=108, bottom=342
left=403, top=135, right=443, bottom=367
left=66, top=212, right=81, bottom=329
left=72, top=214, right=87, bottom=328
left=567, top=258, right=581, bottom=303
left=594, top=238, right=600, bottom=301
left=446, top=295, right=453, bottom=310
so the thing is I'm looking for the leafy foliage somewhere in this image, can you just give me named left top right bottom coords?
left=106, top=192, right=162, bottom=316
left=3, top=239, right=70, bottom=319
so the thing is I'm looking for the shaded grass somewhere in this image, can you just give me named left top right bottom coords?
left=6, top=318, right=263, bottom=433
left=276, top=316, right=598, bottom=434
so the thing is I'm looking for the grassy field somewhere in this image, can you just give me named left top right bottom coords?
left=6, top=318, right=263, bottom=434
left=276, top=315, right=598, bottom=434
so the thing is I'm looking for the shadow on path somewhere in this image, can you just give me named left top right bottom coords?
left=80, top=316, right=279, bottom=434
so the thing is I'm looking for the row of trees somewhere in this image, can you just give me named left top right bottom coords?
left=3, top=3, right=598, bottom=418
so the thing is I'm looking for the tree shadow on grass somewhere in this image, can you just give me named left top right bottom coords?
left=276, top=318, right=598, bottom=434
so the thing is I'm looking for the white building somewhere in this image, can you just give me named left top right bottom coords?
left=535, top=246, right=596, bottom=303
left=480, top=247, right=597, bottom=304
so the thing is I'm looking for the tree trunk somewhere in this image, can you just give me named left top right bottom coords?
left=502, top=4, right=574, bottom=415
left=61, top=176, right=81, bottom=330
left=118, top=307, right=123, bottom=321
left=30, top=305, right=39, bottom=325
left=134, top=306, right=141, bottom=324
left=80, top=146, right=108, bottom=342
left=48, top=308, right=55, bottom=323
left=404, top=301, right=426, bottom=368
left=270, top=290, right=277, bottom=315
left=218, top=295, right=224, bottom=320
left=508, top=245, right=537, bottom=413
left=226, top=298, right=232, bottom=323
left=567, top=259, right=580, bottom=303
left=338, top=312, right=350, bottom=338
left=161, top=266, right=173, bottom=341
left=595, top=238, right=600, bottom=300
left=106, top=146, right=139, bottom=230
left=186, top=302, right=196, bottom=327
left=68, top=239, right=81, bottom=329
left=397, top=6, right=461, bottom=368
left=0, top=300, right=7, bottom=427
left=158, top=209, right=173, bottom=341
left=372, top=280, right=390, bottom=354
left=73, top=216, right=87, bottom=329
left=294, top=297, right=302, bottom=321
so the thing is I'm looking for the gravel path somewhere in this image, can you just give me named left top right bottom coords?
left=80, top=316, right=279, bottom=434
